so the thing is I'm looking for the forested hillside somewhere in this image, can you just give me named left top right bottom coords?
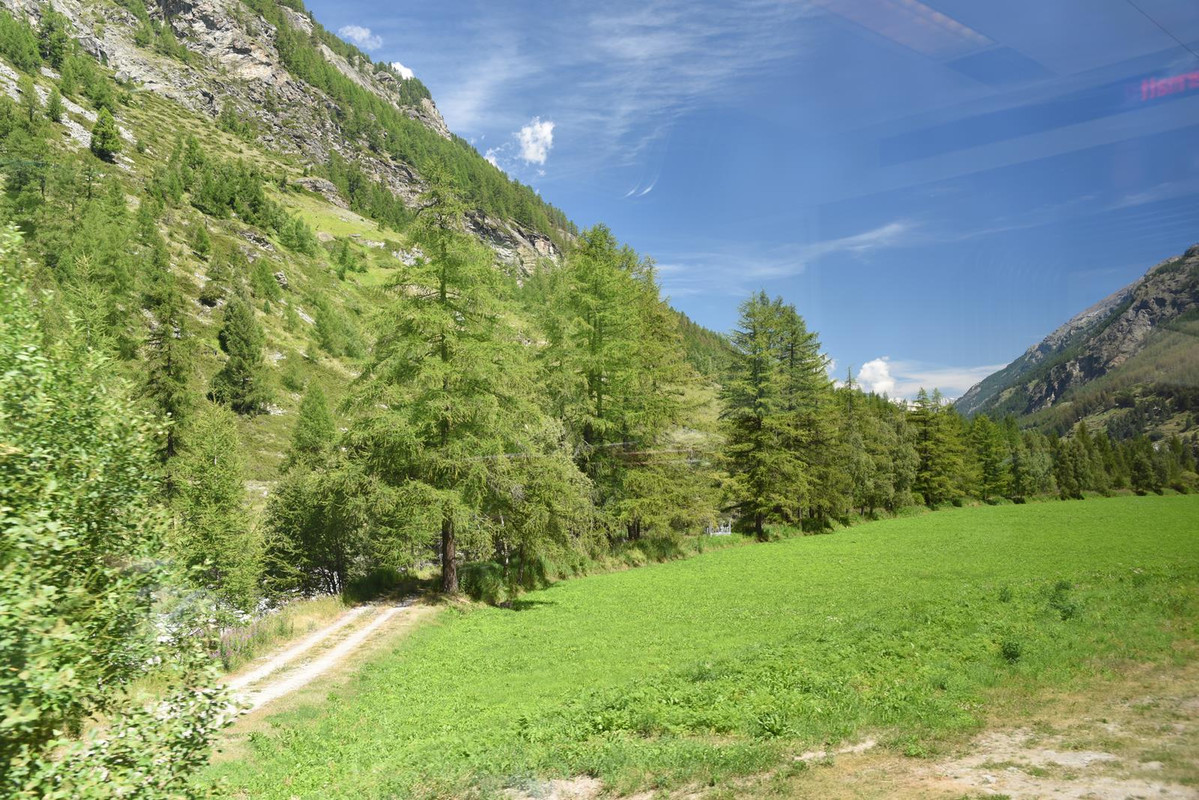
left=1, top=0, right=1197, bottom=794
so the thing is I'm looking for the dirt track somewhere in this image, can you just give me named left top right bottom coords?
left=225, top=601, right=415, bottom=714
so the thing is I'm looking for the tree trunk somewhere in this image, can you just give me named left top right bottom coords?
left=441, top=514, right=458, bottom=594
left=754, top=512, right=764, bottom=541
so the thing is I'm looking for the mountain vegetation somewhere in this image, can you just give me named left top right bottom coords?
left=957, top=244, right=1199, bottom=444
left=0, top=0, right=1195, bottom=794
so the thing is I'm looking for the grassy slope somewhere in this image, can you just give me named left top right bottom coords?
left=106, top=84, right=419, bottom=484
left=209, top=495, right=1199, bottom=798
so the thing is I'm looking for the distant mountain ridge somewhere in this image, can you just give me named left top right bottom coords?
left=956, top=243, right=1199, bottom=435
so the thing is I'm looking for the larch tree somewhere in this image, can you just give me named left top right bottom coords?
left=143, top=273, right=194, bottom=469
left=911, top=388, right=966, bottom=506
left=171, top=402, right=262, bottom=608
left=720, top=292, right=805, bottom=538
left=89, top=107, right=121, bottom=161
left=348, top=176, right=584, bottom=594
left=775, top=302, right=840, bottom=527
left=209, top=295, right=271, bottom=414
left=538, top=224, right=689, bottom=539
left=284, top=383, right=336, bottom=473
left=970, top=414, right=1009, bottom=502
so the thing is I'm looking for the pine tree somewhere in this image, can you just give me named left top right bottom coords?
left=284, top=384, right=336, bottom=472
left=89, top=107, right=121, bottom=161
left=209, top=295, right=271, bottom=414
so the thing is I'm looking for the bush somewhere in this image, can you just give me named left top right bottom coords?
left=460, top=561, right=510, bottom=606
left=0, top=224, right=227, bottom=795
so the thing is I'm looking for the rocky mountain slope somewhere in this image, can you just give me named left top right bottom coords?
left=957, top=243, right=1199, bottom=437
left=1, top=0, right=565, bottom=270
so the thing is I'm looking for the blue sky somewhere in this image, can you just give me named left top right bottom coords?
left=312, top=0, right=1199, bottom=398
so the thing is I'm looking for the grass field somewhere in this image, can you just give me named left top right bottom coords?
left=209, top=495, right=1199, bottom=798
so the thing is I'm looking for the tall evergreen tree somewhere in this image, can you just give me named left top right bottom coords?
left=721, top=293, right=805, bottom=538
left=284, top=384, right=336, bottom=473
left=172, top=403, right=262, bottom=607
left=349, top=177, right=586, bottom=593
left=538, top=224, right=689, bottom=538
left=911, top=388, right=965, bottom=506
left=209, top=295, right=271, bottom=415
left=89, top=107, right=121, bottom=161
left=144, top=275, right=194, bottom=468
left=45, top=87, right=62, bottom=123
left=776, top=304, right=840, bottom=526
left=970, top=414, right=1009, bottom=502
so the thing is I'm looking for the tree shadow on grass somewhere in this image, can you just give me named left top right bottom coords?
left=500, top=598, right=556, bottom=612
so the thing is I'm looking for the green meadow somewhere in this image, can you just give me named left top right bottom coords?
left=211, top=495, right=1199, bottom=798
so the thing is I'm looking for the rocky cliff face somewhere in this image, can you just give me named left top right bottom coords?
left=957, top=244, right=1199, bottom=418
left=2, top=0, right=561, bottom=270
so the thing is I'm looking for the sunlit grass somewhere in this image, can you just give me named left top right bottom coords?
left=209, top=495, right=1199, bottom=798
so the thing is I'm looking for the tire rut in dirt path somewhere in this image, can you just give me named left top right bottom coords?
left=227, top=601, right=414, bottom=714
left=226, top=605, right=373, bottom=693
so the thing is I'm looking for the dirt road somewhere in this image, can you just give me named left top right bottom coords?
left=225, top=601, right=418, bottom=714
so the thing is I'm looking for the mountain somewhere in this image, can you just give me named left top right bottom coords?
left=0, top=0, right=729, bottom=486
left=12, top=0, right=572, bottom=268
left=956, top=243, right=1199, bottom=438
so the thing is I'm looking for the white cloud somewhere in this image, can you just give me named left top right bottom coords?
left=568, top=2, right=814, bottom=167
left=858, top=358, right=896, bottom=396
left=390, top=61, right=415, bottom=80
left=517, top=117, right=555, bottom=165
left=484, top=148, right=500, bottom=167
left=855, top=358, right=1006, bottom=401
left=810, top=221, right=912, bottom=258
left=339, top=25, right=382, bottom=51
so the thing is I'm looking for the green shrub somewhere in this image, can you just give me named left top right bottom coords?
left=0, top=224, right=227, bottom=795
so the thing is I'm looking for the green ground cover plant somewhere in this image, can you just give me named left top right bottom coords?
left=210, top=495, right=1199, bottom=798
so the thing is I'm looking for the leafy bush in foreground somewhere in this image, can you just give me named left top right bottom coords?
left=0, top=225, right=227, bottom=797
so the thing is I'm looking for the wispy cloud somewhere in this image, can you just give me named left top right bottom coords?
left=338, top=24, right=382, bottom=51
left=435, top=39, right=540, bottom=133
left=568, top=1, right=815, bottom=166
left=654, top=219, right=917, bottom=297
left=407, top=0, right=814, bottom=172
